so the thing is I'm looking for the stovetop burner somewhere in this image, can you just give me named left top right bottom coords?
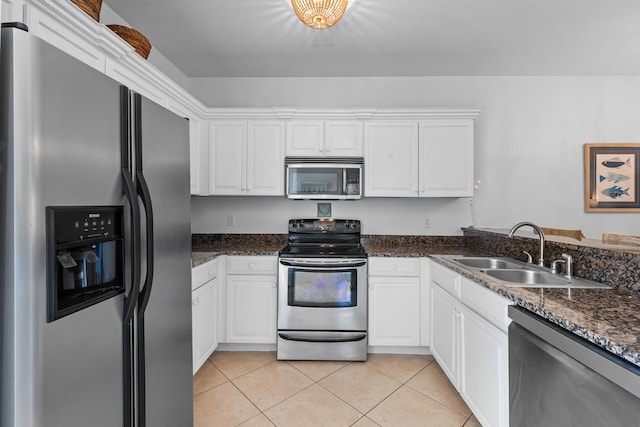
left=279, top=219, right=366, bottom=259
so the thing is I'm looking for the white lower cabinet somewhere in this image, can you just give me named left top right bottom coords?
left=430, top=283, right=459, bottom=385
left=368, top=257, right=422, bottom=347
left=459, top=302, right=509, bottom=427
left=225, top=256, right=278, bottom=344
left=429, top=260, right=511, bottom=427
left=192, top=258, right=220, bottom=374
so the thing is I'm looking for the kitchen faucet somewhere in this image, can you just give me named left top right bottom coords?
left=508, top=222, right=545, bottom=267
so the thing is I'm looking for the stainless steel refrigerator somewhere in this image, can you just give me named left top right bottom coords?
left=0, top=23, right=193, bottom=427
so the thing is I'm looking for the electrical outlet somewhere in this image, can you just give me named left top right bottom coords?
left=226, top=215, right=236, bottom=226
left=424, top=218, right=431, bottom=228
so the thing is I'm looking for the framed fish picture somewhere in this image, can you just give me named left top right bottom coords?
left=584, top=143, right=640, bottom=212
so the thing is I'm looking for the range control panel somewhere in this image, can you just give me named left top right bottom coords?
left=288, top=219, right=361, bottom=234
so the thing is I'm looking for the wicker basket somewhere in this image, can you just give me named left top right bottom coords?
left=107, top=25, right=152, bottom=60
left=71, top=0, right=102, bottom=22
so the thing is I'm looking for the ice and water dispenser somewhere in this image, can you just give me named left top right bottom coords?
left=46, top=206, right=125, bottom=321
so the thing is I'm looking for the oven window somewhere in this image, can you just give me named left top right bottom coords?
left=288, top=269, right=357, bottom=308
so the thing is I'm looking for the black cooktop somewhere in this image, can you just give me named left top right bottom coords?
left=279, top=219, right=366, bottom=259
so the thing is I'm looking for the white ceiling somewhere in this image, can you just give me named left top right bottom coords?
left=104, top=0, right=640, bottom=78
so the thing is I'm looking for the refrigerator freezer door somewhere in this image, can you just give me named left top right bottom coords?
left=136, top=95, right=193, bottom=426
left=1, top=27, right=124, bottom=427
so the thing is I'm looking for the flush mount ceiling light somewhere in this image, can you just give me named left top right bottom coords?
left=291, top=0, right=349, bottom=30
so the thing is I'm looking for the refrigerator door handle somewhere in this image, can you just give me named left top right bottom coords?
left=133, top=92, right=155, bottom=427
left=121, top=86, right=142, bottom=321
left=134, top=93, right=155, bottom=315
left=120, top=86, right=141, bottom=427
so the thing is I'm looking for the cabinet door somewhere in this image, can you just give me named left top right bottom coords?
left=430, top=283, right=459, bottom=388
left=209, top=121, right=246, bottom=195
left=419, top=120, right=474, bottom=197
left=226, top=275, right=277, bottom=343
left=364, top=121, right=419, bottom=197
left=286, top=121, right=324, bottom=156
left=192, top=278, right=218, bottom=374
left=189, top=118, right=205, bottom=195
left=368, top=276, right=421, bottom=346
left=325, top=121, right=363, bottom=157
left=459, top=304, right=509, bottom=427
left=246, top=121, right=285, bottom=196
left=420, top=258, right=431, bottom=347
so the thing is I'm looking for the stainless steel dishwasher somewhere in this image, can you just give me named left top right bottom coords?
left=508, top=306, right=640, bottom=427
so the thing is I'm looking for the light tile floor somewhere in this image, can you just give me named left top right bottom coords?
left=194, top=352, right=482, bottom=427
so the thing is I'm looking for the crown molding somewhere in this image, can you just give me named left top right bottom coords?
left=203, top=108, right=481, bottom=120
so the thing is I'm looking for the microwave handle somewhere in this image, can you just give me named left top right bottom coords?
left=342, top=168, right=347, bottom=194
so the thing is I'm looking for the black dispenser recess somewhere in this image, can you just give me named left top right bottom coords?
left=46, top=206, right=125, bottom=322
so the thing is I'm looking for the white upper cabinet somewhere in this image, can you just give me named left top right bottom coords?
left=286, top=121, right=324, bottom=156
left=247, top=121, right=286, bottom=195
left=287, top=120, right=363, bottom=157
left=325, top=121, right=364, bottom=157
left=209, top=121, right=284, bottom=196
left=364, top=121, right=420, bottom=197
left=419, top=120, right=474, bottom=197
left=365, top=119, right=474, bottom=198
left=189, top=118, right=205, bottom=195
left=209, top=121, right=245, bottom=195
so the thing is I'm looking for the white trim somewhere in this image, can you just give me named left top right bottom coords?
left=204, top=107, right=481, bottom=121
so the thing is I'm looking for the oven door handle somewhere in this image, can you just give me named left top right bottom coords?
left=278, top=332, right=367, bottom=343
left=279, top=259, right=367, bottom=268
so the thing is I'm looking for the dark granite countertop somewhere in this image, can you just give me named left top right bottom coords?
left=364, top=243, right=471, bottom=257
left=191, top=233, right=287, bottom=267
left=191, top=242, right=283, bottom=267
left=431, top=255, right=640, bottom=369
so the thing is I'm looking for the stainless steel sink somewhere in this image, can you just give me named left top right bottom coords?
left=447, top=256, right=612, bottom=289
left=484, top=269, right=571, bottom=286
left=453, top=257, right=526, bottom=270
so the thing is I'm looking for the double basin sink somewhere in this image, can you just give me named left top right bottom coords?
left=449, top=256, right=611, bottom=289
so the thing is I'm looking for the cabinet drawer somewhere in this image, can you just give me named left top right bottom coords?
left=460, top=277, right=512, bottom=332
left=430, top=260, right=460, bottom=298
left=192, top=258, right=219, bottom=290
left=368, top=257, right=420, bottom=276
left=227, top=256, right=277, bottom=275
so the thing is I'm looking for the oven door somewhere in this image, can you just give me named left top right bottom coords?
left=278, top=258, right=367, bottom=331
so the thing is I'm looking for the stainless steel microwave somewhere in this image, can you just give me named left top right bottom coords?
left=285, top=157, right=363, bottom=200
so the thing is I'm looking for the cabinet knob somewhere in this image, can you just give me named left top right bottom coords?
left=392, top=264, right=398, bottom=271
left=249, top=263, right=254, bottom=269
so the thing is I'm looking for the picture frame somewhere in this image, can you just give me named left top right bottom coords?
left=584, top=143, right=640, bottom=212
